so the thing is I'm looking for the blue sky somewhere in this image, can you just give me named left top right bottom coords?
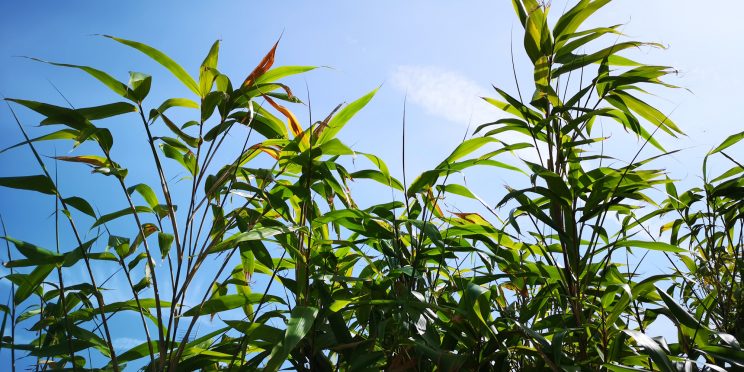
left=1, top=0, right=743, bottom=369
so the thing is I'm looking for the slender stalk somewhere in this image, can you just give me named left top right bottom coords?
left=135, top=104, right=185, bottom=360
left=6, top=103, right=120, bottom=371
left=53, top=162, right=78, bottom=371
left=100, top=222, right=157, bottom=369
left=102, top=150, right=167, bottom=368
left=169, top=105, right=258, bottom=352
left=1, top=216, right=16, bottom=372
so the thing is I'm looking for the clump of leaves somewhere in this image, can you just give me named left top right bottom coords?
left=0, top=35, right=387, bottom=371
left=1, top=1, right=744, bottom=371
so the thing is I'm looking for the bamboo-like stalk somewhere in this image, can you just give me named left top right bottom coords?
left=6, top=104, right=121, bottom=371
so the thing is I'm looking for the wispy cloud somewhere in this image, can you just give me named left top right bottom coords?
left=390, top=65, right=502, bottom=127
left=391, top=65, right=541, bottom=164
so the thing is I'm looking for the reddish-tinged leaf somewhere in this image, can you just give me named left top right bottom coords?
left=313, top=103, right=343, bottom=141
left=242, top=39, right=280, bottom=88
left=263, top=95, right=303, bottom=138
left=55, top=155, right=108, bottom=167
left=247, top=143, right=280, bottom=160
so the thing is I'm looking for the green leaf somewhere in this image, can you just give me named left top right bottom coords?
left=254, top=66, right=316, bottom=85
left=104, top=35, right=200, bottom=95
left=91, top=206, right=152, bottom=228
left=116, top=340, right=158, bottom=364
left=73, top=102, right=137, bottom=120
left=483, top=87, right=542, bottom=122
left=249, top=103, right=289, bottom=139
left=604, top=364, right=653, bottom=372
left=12, top=264, right=55, bottom=304
left=349, top=170, right=404, bottom=190
left=437, top=184, right=479, bottom=200
left=127, top=183, right=159, bottom=209
left=160, top=143, right=197, bottom=176
left=441, top=137, right=500, bottom=165
left=109, top=235, right=131, bottom=258
left=710, top=130, right=744, bottom=155
left=6, top=98, right=89, bottom=130
left=553, top=42, right=657, bottom=77
left=316, top=88, right=378, bottom=145
left=157, top=232, right=174, bottom=259
left=160, top=113, right=200, bottom=147
left=63, top=196, right=96, bottom=218
left=523, top=3, right=550, bottom=62
left=209, top=226, right=300, bottom=253
left=697, top=345, right=744, bottom=366
left=555, top=26, right=622, bottom=60
left=128, top=72, right=152, bottom=102
left=511, top=0, right=528, bottom=26
left=0, top=129, right=79, bottom=154
left=198, top=40, right=220, bottom=97
left=553, top=0, right=611, bottom=43
left=55, top=155, right=108, bottom=167
left=26, top=57, right=133, bottom=99
left=264, top=306, right=319, bottom=372
left=0, top=175, right=56, bottom=195
left=2, top=237, right=58, bottom=261
left=149, top=97, right=199, bottom=122
left=65, top=298, right=169, bottom=324
left=656, top=286, right=705, bottom=331
left=607, top=92, right=682, bottom=136
left=623, top=330, right=676, bottom=372
left=201, top=40, right=220, bottom=70
left=0, top=305, right=7, bottom=355
left=616, top=240, right=686, bottom=253
left=598, top=108, right=665, bottom=151
left=182, top=293, right=284, bottom=317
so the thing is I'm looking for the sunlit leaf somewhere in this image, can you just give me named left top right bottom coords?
left=104, top=35, right=200, bottom=95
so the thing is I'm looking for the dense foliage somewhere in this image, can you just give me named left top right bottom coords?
left=1, top=1, right=743, bottom=371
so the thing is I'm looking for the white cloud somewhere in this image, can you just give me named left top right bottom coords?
left=390, top=65, right=541, bottom=164
left=390, top=65, right=502, bottom=127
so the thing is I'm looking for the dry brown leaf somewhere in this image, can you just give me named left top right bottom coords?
left=242, top=39, right=280, bottom=88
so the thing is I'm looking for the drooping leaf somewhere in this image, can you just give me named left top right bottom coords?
left=103, top=35, right=200, bottom=95
left=0, top=175, right=56, bottom=195
left=209, top=226, right=300, bottom=253
left=160, top=113, right=200, bottom=147
left=553, top=0, right=611, bottom=43
left=127, top=184, right=159, bottom=209
left=0, top=129, right=79, bottom=154
left=71, top=102, right=137, bottom=121
left=91, top=206, right=153, bottom=228
left=2, top=237, right=58, bottom=262
left=26, top=57, right=133, bottom=99
left=149, top=97, right=199, bottom=122
left=263, top=95, right=303, bottom=138
left=63, top=196, right=96, bottom=218
left=157, top=232, right=174, bottom=259
left=623, top=330, right=676, bottom=372
left=6, top=98, right=89, bottom=130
